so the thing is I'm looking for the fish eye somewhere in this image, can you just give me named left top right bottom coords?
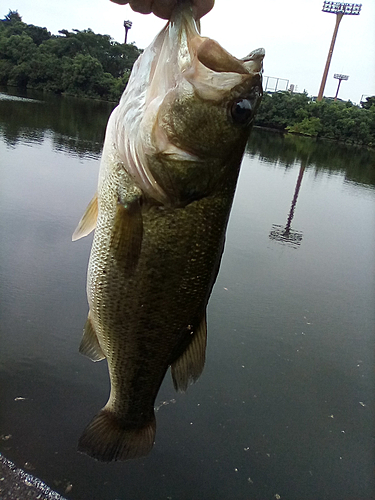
left=230, top=98, right=254, bottom=126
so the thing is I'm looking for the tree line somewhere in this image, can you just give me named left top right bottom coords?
left=256, top=91, right=375, bottom=147
left=0, top=10, right=141, bottom=101
left=1, top=10, right=374, bottom=146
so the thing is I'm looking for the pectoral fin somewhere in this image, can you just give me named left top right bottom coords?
left=171, top=313, right=207, bottom=392
left=110, top=198, right=143, bottom=274
left=72, top=193, right=98, bottom=241
left=79, top=315, right=105, bottom=362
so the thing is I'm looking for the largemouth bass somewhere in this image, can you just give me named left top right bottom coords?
left=73, top=3, right=264, bottom=462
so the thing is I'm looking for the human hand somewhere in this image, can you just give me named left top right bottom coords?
left=110, top=0, right=214, bottom=20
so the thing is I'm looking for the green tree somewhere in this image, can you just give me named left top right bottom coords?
left=3, top=10, right=22, bottom=24
left=255, top=91, right=375, bottom=146
left=361, top=96, right=375, bottom=110
left=255, top=91, right=311, bottom=130
left=287, top=117, right=322, bottom=137
left=61, top=53, right=116, bottom=99
left=51, top=28, right=140, bottom=78
left=0, top=10, right=142, bottom=100
left=0, top=33, right=37, bottom=64
left=26, top=52, right=63, bottom=92
left=24, top=24, right=51, bottom=45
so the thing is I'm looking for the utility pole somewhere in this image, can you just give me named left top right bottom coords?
left=317, top=2, right=361, bottom=102
left=124, top=20, right=132, bottom=44
left=333, top=73, right=349, bottom=101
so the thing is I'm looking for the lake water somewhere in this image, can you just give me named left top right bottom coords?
left=0, top=88, right=374, bottom=500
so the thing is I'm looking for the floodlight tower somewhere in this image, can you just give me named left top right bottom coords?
left=333, top=73, right=349, bottom=100
left=317, top=2, right=361, bottom=102
left=124, top=20, right=132, bottom=44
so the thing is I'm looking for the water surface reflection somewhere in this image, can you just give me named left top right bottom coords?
left=0, top=88, right=114, bottom=157
left=248, top=128, right=375, bottom=187
left=0, top=91, right=374, bottom=500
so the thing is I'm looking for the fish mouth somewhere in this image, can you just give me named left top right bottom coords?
left=156, top=5, right=264, bottom=100
left=168, top=3, right=264, bottom=75
left=113, top=3, right=264, bottom=204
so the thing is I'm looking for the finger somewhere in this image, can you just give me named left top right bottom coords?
left=110, top=0, right=215, bottom=20
left=128, top=0, right=154, bottom=14
left=193, top=0, right=215, bottom=18
left=111, top=0, right=154, bottom=14
left=152, top=0, right=177, bottom=19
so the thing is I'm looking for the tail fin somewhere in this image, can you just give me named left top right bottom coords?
left=78, top=409, right=156, bottom=462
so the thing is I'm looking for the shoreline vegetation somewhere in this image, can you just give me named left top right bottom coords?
left=1, top=11, right=374, bottom=147
left=0, top=11, right=142, bottom=102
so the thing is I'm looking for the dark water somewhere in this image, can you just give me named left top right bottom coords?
left=0, top=88, right=374, bottom=500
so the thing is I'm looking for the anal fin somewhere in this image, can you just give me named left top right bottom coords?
left=110, top=198, right=143, bottom=274
left=79, top=315, right=105, bottom=362
left=72, top=193, right=98, bottom=241
left=171, top=313, right=207, bottom=392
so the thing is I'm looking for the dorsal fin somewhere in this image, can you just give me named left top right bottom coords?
left=72, top=193, right=98, bottom=241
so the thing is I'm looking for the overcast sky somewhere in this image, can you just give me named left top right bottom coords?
left=6, top=0, right=375, bottom=103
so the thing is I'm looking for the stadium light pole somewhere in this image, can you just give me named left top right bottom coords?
left=124, top=20, right=132, bottom=44
left=317, top=2, right=361, bottom=102
left=333, top=73, right=349, bottom=100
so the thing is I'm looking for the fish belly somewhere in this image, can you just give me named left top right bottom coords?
left=78, top=191, right=232, bottom=461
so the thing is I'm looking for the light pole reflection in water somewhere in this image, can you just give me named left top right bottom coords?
left=269, top=160, right=307, bottom=248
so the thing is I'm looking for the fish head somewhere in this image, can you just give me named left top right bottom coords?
left=114, top=4, right=264, bottom=205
